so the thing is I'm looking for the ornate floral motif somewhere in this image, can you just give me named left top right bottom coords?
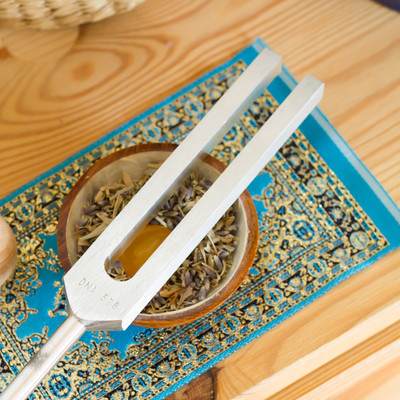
left=0, top=60, right=388, bottom=399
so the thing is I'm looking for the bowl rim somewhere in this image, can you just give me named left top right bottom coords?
left=57, top=143, right=259, bottom=327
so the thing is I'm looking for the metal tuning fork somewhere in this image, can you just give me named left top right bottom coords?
left=0, top=48, right=324, bottom=400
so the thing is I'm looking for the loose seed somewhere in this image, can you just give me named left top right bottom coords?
left=76, top=167, right=238, bottom=314
left=198, top=286, right=207, bottom=301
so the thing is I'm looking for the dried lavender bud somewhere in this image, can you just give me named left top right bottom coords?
left=75, top=167, right=238, bottom=313
left=219, top=250, right=230, bottom=259
left=198, top=286, right=207, bottom=301
left=76, top=216, right=88, bottom=228
left=185, top=187, right=193, bottom=201
left=200, top=179, right=213, bottom=188
left=83, top=204, right=97, bottom=215
left=214, top=255, right=223, bottom=271
left=184, top=270, right=191, bottom=287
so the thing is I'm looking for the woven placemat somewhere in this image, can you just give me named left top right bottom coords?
left=0, top=0, right=145, bottom=30
left=0, top=40, right=399, bottom=399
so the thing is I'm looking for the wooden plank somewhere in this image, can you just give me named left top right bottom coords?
left=0, top=0, right=399, bottom=204
left=243, top=313, right=400, bottom=399
left=169, top=249, right=400, bottom=399
left=234, top=304, right=400, bottom=400
left=292, top=333, right=400, bottom=400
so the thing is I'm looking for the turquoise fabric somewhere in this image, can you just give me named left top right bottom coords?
left=0, top=40, right=399, bottom=400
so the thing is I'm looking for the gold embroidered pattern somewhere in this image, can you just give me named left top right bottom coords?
left=0, top=60, right=387, bottom=399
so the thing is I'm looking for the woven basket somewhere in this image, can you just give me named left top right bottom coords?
left=0, top=0, right=145, bottom=30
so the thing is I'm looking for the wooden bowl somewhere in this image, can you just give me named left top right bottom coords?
left=0, top=216, right=17, bottom=286
left=57, top=143, right=258, bottom=327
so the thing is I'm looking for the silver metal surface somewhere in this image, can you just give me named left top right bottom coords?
left=65, top=47, right=282, bottom=331
left=0, top=47, right=282, bottom=400
left=0, top=315, right=85, bottom=400
left=121, top=74, right=324, bottom=325
left=0, top=52, right=324, bottom=400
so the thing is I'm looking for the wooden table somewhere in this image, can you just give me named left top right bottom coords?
left=1, top=0, right=399, bottom=398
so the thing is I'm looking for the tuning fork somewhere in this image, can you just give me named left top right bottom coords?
left=0, top=48, right=324, bottom=399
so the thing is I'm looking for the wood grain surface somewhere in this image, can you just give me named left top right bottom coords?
left=56, top=142, right=259, bottom=328
left=0, top=0, right=399, bottom=399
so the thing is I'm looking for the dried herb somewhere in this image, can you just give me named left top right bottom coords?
left=75, top=167, right=238, bottom=313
